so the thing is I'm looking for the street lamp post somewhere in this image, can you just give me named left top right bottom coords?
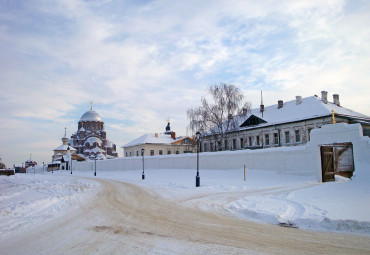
left=195, top=131, right=201, bottom=187
left=141, top=148, right=145, bottom=180
left=67, top=146, right=72, bottom=174
left=94, top=155, right=97, bottom=176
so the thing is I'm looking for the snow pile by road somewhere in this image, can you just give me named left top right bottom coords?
left=228, top=163, right=370, bottom=234
left=0, top=173, right=98, bottom=239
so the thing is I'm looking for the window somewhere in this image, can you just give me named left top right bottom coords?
left=240, top=138, right=244, bottom=149
left=210, top=143, right=214, bottom=152
left=248, top=137, right=252, bottom=147
left=125, top=152, right=128, bottom=157
left=233, top=139, right=236, bottom=150
left=295, top=130, right=301, bottom=143
left=129, top=152, right=132, bottom=157
left=150, top=150, right=154, bottom=156
left=285, top=131, right=290, bottom=144
left=265, top=134, right=270, bottom=145
left=256, top=136, right=260, bottom=146
left=136, top=151, right=139, bottom=157
left=274, top=133, right=279, bottom=145
left=224, top=140, right=228, bottom=150
left=176, top=151, right=179, bottom=154
left=308, top=128, right=313, bottom=141
left=167, top=150, right=171, bottom=155
left=159, top=150, right=162, bottom=155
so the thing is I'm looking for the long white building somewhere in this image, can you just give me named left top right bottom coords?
left=200, top=91, right=370, bottom=152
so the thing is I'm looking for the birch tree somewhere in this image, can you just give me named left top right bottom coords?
left=187, top=83, right=251, bottom=151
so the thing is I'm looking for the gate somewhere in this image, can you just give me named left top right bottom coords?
left=321, top=143, right=354, bottom=182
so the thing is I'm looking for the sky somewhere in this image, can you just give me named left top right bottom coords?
left=0, top=0, right=369, bottom=167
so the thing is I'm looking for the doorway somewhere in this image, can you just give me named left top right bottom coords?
left=321, top=143, right=354, bottom=182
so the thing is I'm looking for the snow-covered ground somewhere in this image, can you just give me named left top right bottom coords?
left=0, top=173, right=99, bottom=239
left=1, top=164, right=369, bottom=239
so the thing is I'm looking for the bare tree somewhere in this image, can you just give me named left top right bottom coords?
left=187, top=83, right=251, bottom=151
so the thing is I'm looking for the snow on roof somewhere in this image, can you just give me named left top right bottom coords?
left=84, top=137, right=102, bottom=146
left=90, top=147, right=105, bottom=153
left=245, top=96, right=369, bottom=126
left=106, top=140, right=113, bottom=148
left=53, top=145, right=77, bottom=151
left=122, top=133, right=176, bottom=148
left=210, top=95, right=369, bottom=134
left=96, top=154, right=106, bottom=159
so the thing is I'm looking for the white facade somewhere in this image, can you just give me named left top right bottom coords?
left=200, top=92, right=370, bottom=152
left=122, top=133, right=195, bottom=157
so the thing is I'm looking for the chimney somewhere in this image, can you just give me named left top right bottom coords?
left=278, top=100, right=283, bottom=109
left=171, top=132, right=176, bottom=140
left=321, top=91, right=328, bottom=104
left=260, top=90, right=264, bottom=116
left=242, top=108, right=248, bottom=115
left=155, top=133, right=158, bottom=138
left=296, top=96, right=302, bottom=105
left=260, top=104, right=264, bottom=117
left=333, top=94, right=340, bottom=106
left=260, top=104, right=264, bottom=113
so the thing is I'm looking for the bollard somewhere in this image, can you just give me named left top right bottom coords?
left=244, top=164, right=246, bottom=181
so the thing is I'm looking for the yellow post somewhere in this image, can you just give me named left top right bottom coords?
left=244, top=164, right=246, bottom=181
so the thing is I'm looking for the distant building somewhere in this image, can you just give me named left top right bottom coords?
left=14, top=164, right=25, bottom=174
left=69, top=103, right=118, bottom=160
left=50, top=128, right=85, bottom=170
left=122, top=121, right=196, bottom=157
left=201, top=91, right=370, bottom=152
left=25, top=154, right=37, bottom=168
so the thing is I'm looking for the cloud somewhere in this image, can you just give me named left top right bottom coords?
left=0, top=0, right=369, bottom=166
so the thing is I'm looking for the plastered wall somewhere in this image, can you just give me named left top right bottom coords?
left=73, top=124, right=369, bottom=182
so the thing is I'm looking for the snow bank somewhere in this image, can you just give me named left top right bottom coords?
left=0, top=173, right=98, bottom=239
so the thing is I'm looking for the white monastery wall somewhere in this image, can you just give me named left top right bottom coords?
left=73, top=124, right=369, bottom=182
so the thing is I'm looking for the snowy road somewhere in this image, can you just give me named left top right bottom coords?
left=1, top=178, right=369, bottom=255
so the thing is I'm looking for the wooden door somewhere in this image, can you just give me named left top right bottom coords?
left=321, top=146, right=335, bottom=182
left=321, top=143, right=354, bottom=182
left=333, top=143, right=354, bottom=178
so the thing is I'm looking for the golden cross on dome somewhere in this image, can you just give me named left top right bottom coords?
left=331, top=109, right=336, bottom=124
left=90, top=101, right=93, bottom=111
left=64, top=126, right=67, bottom=136
left=167, top=117, right=170, bottom=124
